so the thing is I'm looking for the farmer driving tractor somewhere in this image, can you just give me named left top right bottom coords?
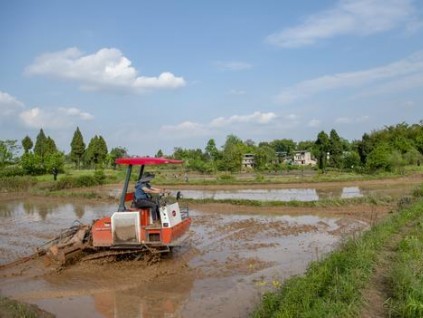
left=133, top=172, right=170, bottom=222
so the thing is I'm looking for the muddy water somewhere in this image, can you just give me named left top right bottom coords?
left=179, top=183, right=416, bottom=201
left=0, top=197, right=368, bottom=317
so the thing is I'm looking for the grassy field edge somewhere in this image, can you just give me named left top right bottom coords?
left=252, top=190, right=423, bottom=318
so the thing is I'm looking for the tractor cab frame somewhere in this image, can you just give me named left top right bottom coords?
left=91, top=157, right=191, bottom=251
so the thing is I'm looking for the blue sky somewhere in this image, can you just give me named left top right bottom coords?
left=1, top=0, right=423, bottom=156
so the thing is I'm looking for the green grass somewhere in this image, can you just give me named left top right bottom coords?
left=0, top=295, right=54, bottom=318
left=388, top=212, right=423, bottom=317
left=0, top=176, right=37, bottom=192
left=4, top=165, right=423, bottom=191
left=252, top=195, right=423, bottom=318
left=181, top=194, right=395, bottom=208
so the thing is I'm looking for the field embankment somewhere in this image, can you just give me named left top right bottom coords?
left=252, top=184, right=423, bottom=318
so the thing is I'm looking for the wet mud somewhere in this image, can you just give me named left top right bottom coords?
left=0, top=178, right=419, bottom=317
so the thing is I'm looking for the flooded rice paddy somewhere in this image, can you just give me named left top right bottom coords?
left=178, top=183, right=414, bottom=201
left=0, top=179, right=419, bottom=317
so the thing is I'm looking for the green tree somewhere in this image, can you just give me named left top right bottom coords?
left=205, top=139, right=219, bottom=161
left=85, top=135, right=108, bottom=167
left=0, top=140, right=19, bottom=166
left=315, top=131, right=330, bottom=172
left=97, top=136, right=108, bottom=162
left=220, top=134, right=245, bottom=172
left=70, top=127, right=86, bottom=169
left=45, top=152, right=65, bottom=173
left=109, top=147, right=128, bottom=169
left=155, top=149, right=164, bottom=158
left=21, top=153, right=44, bottom=175
left=33, top=129, right=47, bottom=161
left=366, top=143, right=394, bottom=172
left=33, top=129, right=59, bottom=165
left=328, top=129, right=343, bottom=168
left=342, top=151, right=361, bottom=170
left=270, top=139, right=296, bottom=155
left=357, top=133, right=374, bottom=165
left=255, top=144, right=276, bottom=171
left=45, top=137, right=57, bottom=155
left=297, top=140, right=315, bottom=151
left=21, top=135, right=33, bottom=153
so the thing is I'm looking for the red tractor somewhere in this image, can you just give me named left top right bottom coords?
left=46, top=157, right=192, bottom=264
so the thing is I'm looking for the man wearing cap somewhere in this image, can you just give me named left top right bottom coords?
left=134, top=172, right=168, bottom=222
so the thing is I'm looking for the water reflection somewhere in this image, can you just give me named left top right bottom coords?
left=0, top=200, right=112, bottom=220
left=180, top=187, right=364, bottom=202
left=0, top=199, right=114, bottom=264
left=341, top=187, right=363, bottom=199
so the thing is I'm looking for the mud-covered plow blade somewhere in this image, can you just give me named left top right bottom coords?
left=41, top=223, right=92, bottom=265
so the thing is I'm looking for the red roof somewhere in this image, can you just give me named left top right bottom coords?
left=115, top=157, right=183, bottom=165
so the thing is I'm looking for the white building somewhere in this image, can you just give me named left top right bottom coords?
left=242, top=154, right=255, bottom=169
left=293, top=151, right=317, bottom=166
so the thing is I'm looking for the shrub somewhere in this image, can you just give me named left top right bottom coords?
left=93, top=169, right=106, bottom=185
left=0, top=165, right=25, bottom=177
left=0, top=176, right=37, bottom=192
left=50, top=173, right=101, bottom=191
left=75, top=175, right=98, bottom=187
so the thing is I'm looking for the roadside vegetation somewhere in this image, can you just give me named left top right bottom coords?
left=252, top=184, right=423, bottom=318
left=181, top=194, right=396, bottom=208
left=0, top=296, right=54, bottom=318
left=388, top=204, right=423, bottom=317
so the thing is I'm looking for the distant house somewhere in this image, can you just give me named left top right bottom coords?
left=293, top=151, right=316, bottom=166
left=242, top=153, right=255, bottom=169
left=275, top=151, right=288, bottom=163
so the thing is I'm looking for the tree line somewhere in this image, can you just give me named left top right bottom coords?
left=0, top=127, right=127, bottom=175
left=169, top=121, right=423, bottom=174
left=0, top=120, right=422, bottom=176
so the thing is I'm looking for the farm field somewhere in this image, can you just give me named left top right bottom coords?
left=0, top=174, right=422, bottom=317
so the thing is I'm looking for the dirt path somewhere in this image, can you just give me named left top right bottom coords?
left=360, top=220, right=416, bottom=317
left=360, top=236, right=398, bottom=317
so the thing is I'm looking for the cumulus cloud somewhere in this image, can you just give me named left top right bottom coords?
left=58, top=107, right=94, bottom=120
left=161, top=121, right=209, bottom=137
left=19, top=107, right=94, bottom=129
left=266, top=0, right=420, bottom=48
left=276, top=51, right=423, bottom=104
left=26, top=47, right=186, bottom=93
left=161, top=111, right=277, bottom=137
left=210, top=112, right=277, bottom=127
left=0, top=91, right=24, bottom=116
left=214, top=61, right=252, bottom=71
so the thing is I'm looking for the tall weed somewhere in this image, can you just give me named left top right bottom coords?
left=0, top=176, right=37, bottom=192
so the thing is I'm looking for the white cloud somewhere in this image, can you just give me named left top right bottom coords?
left=0, top=91, right=24, bottom=116
left=335, top=115, right=369, bottom=124
left=58, top=107, right=94, bottom=120
left=276, top=51, right=423, bottom=104
left=161, top=121, right=210, bottom=137
left=266, top=0, right=419, bottom=48
left=214, top=61, right=252, bottom=71
left=285, top=113, right=299, bottom=120
left=210, top=112, right=277, bottom=127
left=26, top=47, right=186, bottom=93
left=19, top=107, right=94, bottom=129
left=160, top=111, right=277, bottom=137
left=308, top=119, right=321, bottom=128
